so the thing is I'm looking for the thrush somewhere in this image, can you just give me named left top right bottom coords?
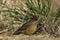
left=13, top=16, right=39, bottom=35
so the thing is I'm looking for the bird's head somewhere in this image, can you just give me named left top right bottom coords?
left=31, top=16, right=38, bottom=21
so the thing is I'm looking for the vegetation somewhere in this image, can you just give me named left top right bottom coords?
left=0, top=0, right=60, bottom=37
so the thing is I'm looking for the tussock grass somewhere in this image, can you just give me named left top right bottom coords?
left=0, top=0, right=60, bottom=37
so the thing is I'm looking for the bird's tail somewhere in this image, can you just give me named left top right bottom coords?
left=13, top=29, right=24, bottom=35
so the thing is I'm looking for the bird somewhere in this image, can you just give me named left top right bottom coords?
left=13, top=16, right=39, bottom=35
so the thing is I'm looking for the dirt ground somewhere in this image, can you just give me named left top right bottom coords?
left=0, top=34, right=60, bottom=40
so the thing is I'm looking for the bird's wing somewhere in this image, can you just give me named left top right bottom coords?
left=13, top=21, right=32, bottom=35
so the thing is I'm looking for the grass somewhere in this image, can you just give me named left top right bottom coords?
left=0, top=0, right=60, bottom=37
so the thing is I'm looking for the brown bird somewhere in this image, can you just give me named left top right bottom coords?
left=13, top=16, right=39, bottom=35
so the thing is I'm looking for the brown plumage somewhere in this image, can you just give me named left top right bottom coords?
left=13, top=16, right=39, bottom=35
